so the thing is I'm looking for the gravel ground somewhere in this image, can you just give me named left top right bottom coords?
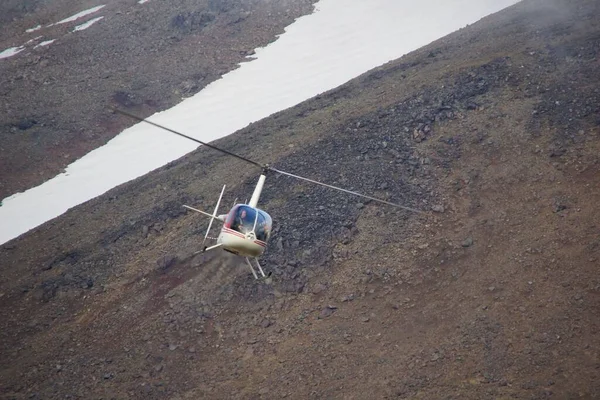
left=0, top=0, right=599, bottom=398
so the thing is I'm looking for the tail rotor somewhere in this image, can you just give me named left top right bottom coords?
left=202, top=185, right=226, bottom=249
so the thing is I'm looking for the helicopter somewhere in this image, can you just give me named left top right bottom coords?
left=113, top=108, right=424, bottom=279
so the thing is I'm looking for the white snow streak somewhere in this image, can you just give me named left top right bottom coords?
left=0, top=46, right=25, bottom=59
left=73, top=16, right=104, bottom=32
left=26, top=36, right=44, bottom=44
left=26, top=25, right=42, bottom=33
left=34, top=39, right=56, bottom=48
left=54, top=5, right=106, bottom=25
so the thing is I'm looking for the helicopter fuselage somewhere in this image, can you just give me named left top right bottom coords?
left=218, top=227, right=266, bottom=257
left=216, top=203, right=272, bottom=258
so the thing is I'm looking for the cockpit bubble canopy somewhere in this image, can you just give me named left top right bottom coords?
left=226, top=204, right=272, bottom=242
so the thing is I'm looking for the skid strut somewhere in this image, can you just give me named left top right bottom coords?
left=245, top=257, right=266, bottom=280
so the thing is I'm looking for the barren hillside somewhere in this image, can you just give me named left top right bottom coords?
left=1, top=0, right=599, bottom=398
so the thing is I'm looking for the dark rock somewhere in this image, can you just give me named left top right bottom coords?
left=281, top=280, right=304, bottom=293
left=549, top=147, right=566, bottom=157
left=431, top=204, right=445, bottom=213
left=312, top=283, right=327, bottom=294
left=152, top=223, right=163, bottom=233
left=521, top=380, right=537, bottom=390
left=462, top=237, right=474, bottom=247
left=15, top=118, right=37, bottom=130
left=156, top=255, right=177, bottom=271
left=41, top=261, right=53, bottom=271
left=112, top=91, right=139, bottom=108
left=319, top=306, right=335, bottom=319
left=207, top=0, right=234, bottom=13
left=340, top=294, right=355, bottom=302
left=552, top=201, right=567, bottom=213
left=171, top=11, right=215, bottom=33
left=413, top=129, right=425, bottom=142
left=260, top=319, right=272, bottom=328
left=276, top=238, right=284, bottom=251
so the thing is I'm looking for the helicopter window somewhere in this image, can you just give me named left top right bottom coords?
left=228, top=205, right=272, bottom=242
left=255, top=211, right=272, bottom=242
left=230, top=206, right=256, bottom=235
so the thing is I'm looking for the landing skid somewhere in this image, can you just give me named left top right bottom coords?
left=204, top=243, right=223, bottom=252
left=193, top=243, right=222, bottom=256
left=194, top=245, right=267, bottom=280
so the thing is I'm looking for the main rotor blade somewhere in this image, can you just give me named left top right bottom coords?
left=111, top=108, right=423, bottom=214
left=269, top=167, right=425, bottom=214
left=111, top=107, right=264, bottom=169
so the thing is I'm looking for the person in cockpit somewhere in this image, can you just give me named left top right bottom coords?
left=232, top=209, right=249, bottom=233
left=256, top=220, right=268, bottom=241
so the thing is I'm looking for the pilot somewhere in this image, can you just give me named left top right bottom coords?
left=232, top=209, right=248, bottom=232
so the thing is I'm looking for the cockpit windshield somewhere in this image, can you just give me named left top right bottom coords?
left=228, top=205, right=272, bottom=242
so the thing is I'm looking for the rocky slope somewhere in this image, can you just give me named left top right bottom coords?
left=1, top=0, right=599, bottom=398
left=0, top=0, right=316, bottom=199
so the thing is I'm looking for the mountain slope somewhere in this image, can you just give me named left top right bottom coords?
left=1, top=0, right=599, bottom=398
left=0, top=0, right=316, bottom=199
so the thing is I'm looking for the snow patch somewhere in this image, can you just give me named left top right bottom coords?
left=73, top=16, right=104, bottom=32
left=26, top=25, right=42, bottom=33
left=54, top=5, right=106, bottom=25
left=34, top=39, right=56, bottom=48
left=138, top=0, right=150, bottom=4
left=0, top=46, right=25, bottom=60
left=26, top=36, right=44, bottom=44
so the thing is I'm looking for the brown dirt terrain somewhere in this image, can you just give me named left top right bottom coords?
left=0, top=0, right=316, bottom=199
left=1, top=0, right=600, bottom=398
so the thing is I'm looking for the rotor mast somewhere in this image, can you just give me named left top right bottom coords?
left=248, top=173, right=266, bottom=208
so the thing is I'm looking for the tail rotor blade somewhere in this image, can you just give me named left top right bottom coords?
left=202, top=185, right=226, bottom=248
